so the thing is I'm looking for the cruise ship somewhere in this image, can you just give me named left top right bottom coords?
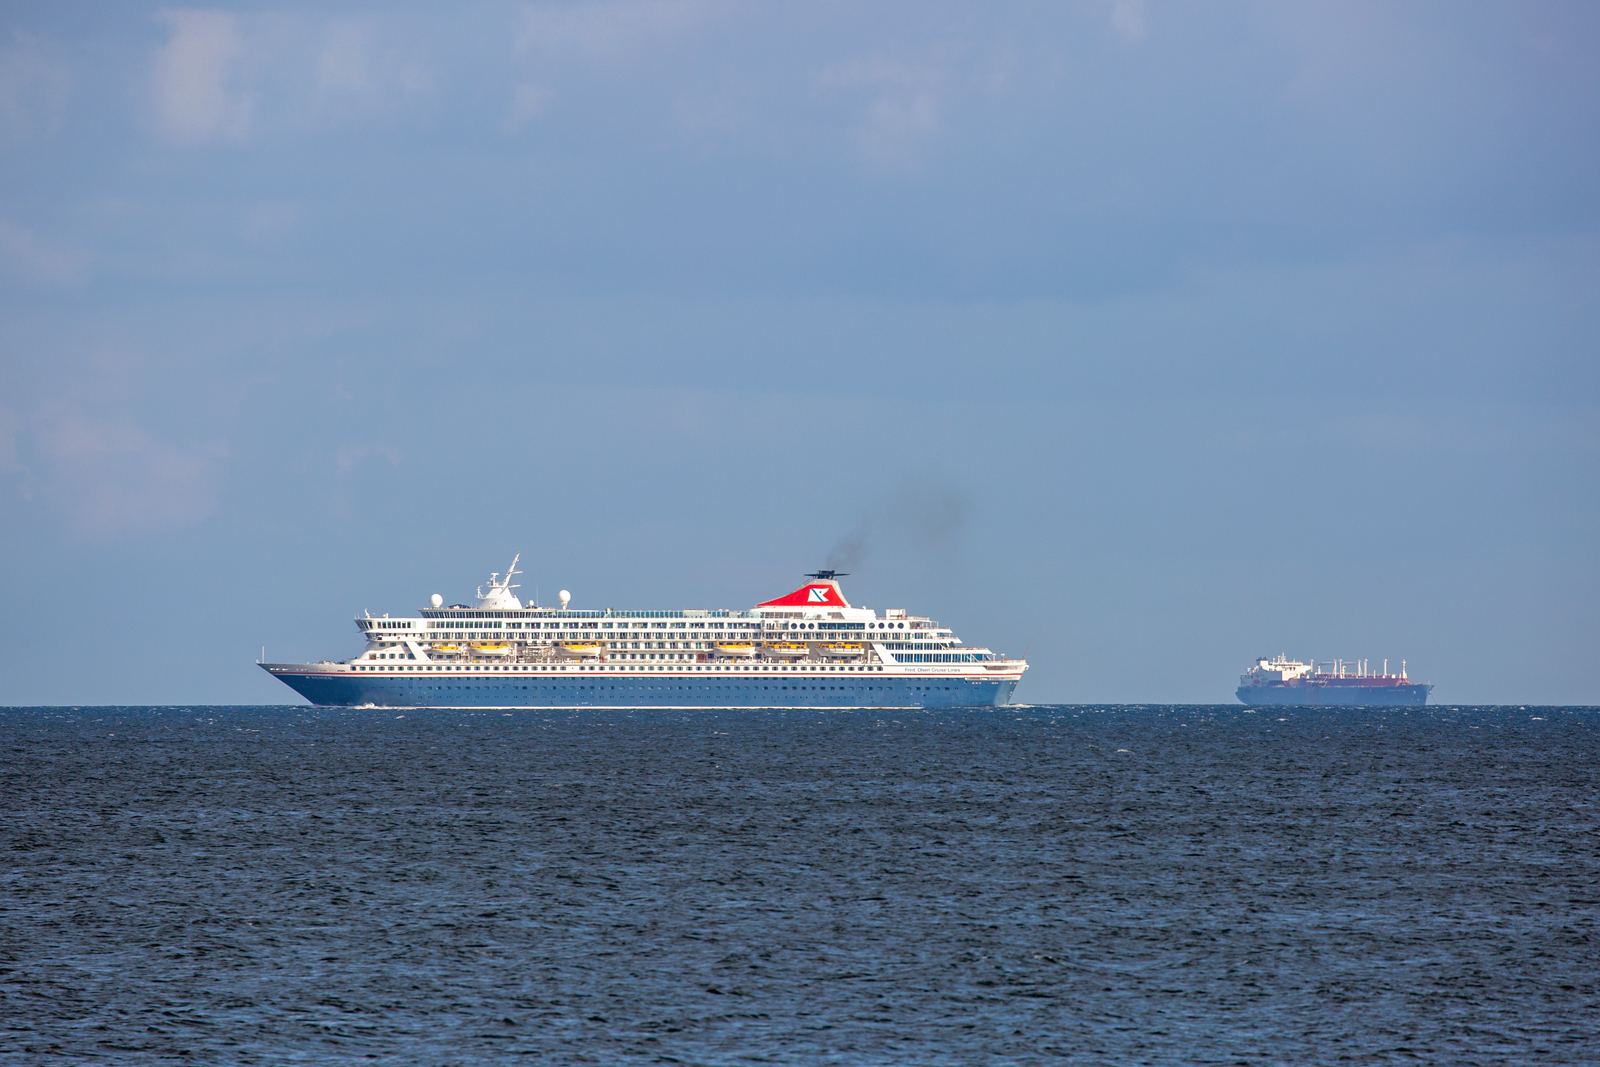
left=260, top=559, right=1027, bottom=708
left=1237, top=654, right=1432, bottom=706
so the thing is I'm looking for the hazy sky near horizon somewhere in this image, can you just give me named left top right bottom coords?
left=1, top=1, right=1596, bottom=705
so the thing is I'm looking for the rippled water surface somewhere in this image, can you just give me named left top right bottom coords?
left=3, top=704, right=1596, bottom=1065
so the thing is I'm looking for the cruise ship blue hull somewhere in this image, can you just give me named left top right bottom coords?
left=1237, top=684, right=1431, bottom=707
left=266, top=666, right=1019, bottom=709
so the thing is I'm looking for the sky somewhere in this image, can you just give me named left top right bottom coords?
left=0, top=0, right=1596, bottom=705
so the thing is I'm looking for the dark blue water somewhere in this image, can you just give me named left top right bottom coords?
left=3, top=705, right=1596, bottom=1065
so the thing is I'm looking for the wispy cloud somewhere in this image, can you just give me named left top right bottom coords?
left=0, top=219, right=90, bottom=283
left=514, top=0, right=711, bottom=62
left=151, top=9, right=255, bottom=144
left=241, top=200, right=300, bottom=247
left=0, top=32, right=72, bottom=137
left=0, top=405, right=24, bottom=487
left=507, top=80, right=554, bottom=129
left=508, top=0, right=717, bottom=126
left=147, top=11, right=439, bottom=143
left=317, top=20, right=380, bottom=107
left=313, top=18, right=433, bottom=121
left=816, top=56, right=947, bottom=167
left=335, top=443, right=402, bottom=473
left=1108, top=0, right=1150, bottom=44
left=22, top=405, right=229, bottom=537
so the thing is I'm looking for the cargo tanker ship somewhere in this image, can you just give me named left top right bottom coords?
left=1237, top=655, right=1431, bottom=706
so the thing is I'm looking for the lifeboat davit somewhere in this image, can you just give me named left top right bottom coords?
left=822, top=643, right=863, bottom=657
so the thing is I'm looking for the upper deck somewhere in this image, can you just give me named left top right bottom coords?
left=348, top=559, right=1015, bottom=673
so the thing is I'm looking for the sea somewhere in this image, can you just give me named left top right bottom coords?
left=2, top=704, right=1596, bottom=1065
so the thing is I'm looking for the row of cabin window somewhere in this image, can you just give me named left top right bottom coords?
left=423, top=622, right=762, bottom=631
left=428, top=612, right=753, bottom=620
left=386, top=638, right=799, bottom=648
left=379, top=633, right=935, bottom=645
left=419, top=627, right=748, bottom=633
left=381, top=623, right=947, bottom=639
left=388, top=619, right=938, bottom=634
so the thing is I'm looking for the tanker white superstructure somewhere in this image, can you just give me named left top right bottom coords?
left=260, top=559, right=1027, bottom=709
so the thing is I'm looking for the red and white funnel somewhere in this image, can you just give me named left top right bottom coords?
left=757, top=574, right=851, bottom=608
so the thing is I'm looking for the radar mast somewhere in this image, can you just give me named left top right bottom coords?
left=475, top=553, right=524, bottom=609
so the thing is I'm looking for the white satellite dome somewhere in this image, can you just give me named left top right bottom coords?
left=430, top=593, right=443, bottom=608
left=558, top=589, right=572, bottom=608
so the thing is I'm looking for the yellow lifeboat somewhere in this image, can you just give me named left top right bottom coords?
left=822, top=643, right=863, bottom=657
left=558, top=642, right=606, bottom=658
left=714, top=642, right=756, bottom=658
left=470, top=643, right=512, bottom=656
left=766, top=642, right=808, bottom=657
left=432, top=644, right=462, bottom=654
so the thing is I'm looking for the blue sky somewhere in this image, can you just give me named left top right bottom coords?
left=1, top=1, right=1596, bottom=704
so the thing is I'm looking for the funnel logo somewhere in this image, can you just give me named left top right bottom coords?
left=758, top=578, right=851, bottom=609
